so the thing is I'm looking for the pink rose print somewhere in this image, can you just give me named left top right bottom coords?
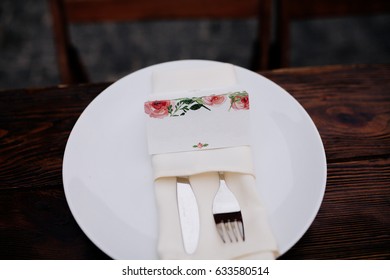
left=192, top=142, right=209, bottom=149
left=144, top=91, right=249, bottom=118
left=144, top=100, right=172, bottom=118
left=202, top=95, right=226, bottom=106
left=231, top=95, right=249, bottom=110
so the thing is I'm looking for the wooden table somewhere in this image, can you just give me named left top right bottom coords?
left=1, top=64, right=389, bottom=259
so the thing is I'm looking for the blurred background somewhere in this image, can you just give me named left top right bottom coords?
left=0, top=0, right=389, bottom=90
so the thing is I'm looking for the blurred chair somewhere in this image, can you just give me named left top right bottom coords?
left=272, top=0, right=390, bottom=68
left=49, top=0, right=273, bottom=84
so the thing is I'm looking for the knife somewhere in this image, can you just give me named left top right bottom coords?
left=176, top=177, right=200, bottom=255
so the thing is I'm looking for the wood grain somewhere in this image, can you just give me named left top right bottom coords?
left=0, top=188, right=109, bottom=259
left=280, top=157, right=390, bottom=259
left=64, top=0, right=260, bottom=22
left=0, top=84, right=110, bottom=258
left=1, top=64, right=389, bottom=259
left=0, top=83, right=109, bottom=191
left=261, top=64, right=390, bottom=162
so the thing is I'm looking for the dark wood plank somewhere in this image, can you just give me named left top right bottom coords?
left=0, top=83, right=110, bottom=191
left=65, top=0, right=260, bottom=22
left=0, top=187, right=110, bottom=259
left=0, top=84, right=111, bottom=258
left=1, top=65, right=389, bottom=259
left=261, top=64, right=390, bottom=162
left=280, top=157, right=390, bottom=259
left=2, top=154, right=388, bottom=259
left=279, top=0, right=390, bottom=21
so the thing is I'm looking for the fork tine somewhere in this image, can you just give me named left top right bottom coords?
left=215, top=222, right=227, bottom=243
left=233, top=220, right=243, bottom=242
left=215, top=221, right=235, bottom=243
left=215, top=219, right=246, bottom=243
left=216, top=220, right=245, bottom=243
left=237, top=220, right=245, bottom=241
left=229, top=220, right=239, bottom=242
left=225, top=221, right=235, bottom=242
left=214, top=213, right=245, bottom=242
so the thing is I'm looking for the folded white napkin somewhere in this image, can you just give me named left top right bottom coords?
left=149, top=63, right=278, bottom=259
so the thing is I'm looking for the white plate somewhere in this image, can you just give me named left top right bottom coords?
left=63, top=60, right=327, bottom=259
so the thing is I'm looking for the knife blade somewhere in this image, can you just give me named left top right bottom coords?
left=176, top=177, right=200, bottom=255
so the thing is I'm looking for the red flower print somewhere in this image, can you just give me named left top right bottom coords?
left=144, top=100, right=172, bottom=118
left=231, top=95, right=249, bottom=110
left=203, top=94, right=226, bottom=106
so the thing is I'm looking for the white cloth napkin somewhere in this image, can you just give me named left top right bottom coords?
left=149, top=63, right=279, bottom=259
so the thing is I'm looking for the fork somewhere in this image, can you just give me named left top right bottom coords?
left=212, top=173, right=245, bottom=243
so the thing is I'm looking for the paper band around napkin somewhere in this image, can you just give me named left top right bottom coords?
left=144, top=87, right=251, bottom=155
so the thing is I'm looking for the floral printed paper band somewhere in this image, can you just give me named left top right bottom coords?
left=144, top=91, right=249, bottom=119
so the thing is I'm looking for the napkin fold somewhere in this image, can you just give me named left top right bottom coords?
left=149, top=63, right=278, bottom=259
